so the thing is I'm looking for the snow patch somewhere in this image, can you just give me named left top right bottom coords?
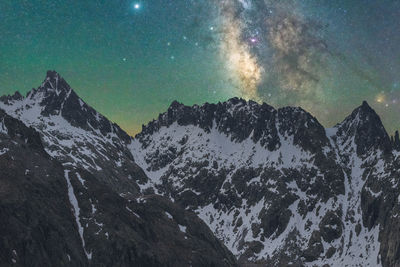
left=64, top=170, right=92, bottom=260
left=165, top=211, right=173, bottom=219
left=178, top=224, right=187, bottom=233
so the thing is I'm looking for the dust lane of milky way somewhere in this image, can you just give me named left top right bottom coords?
left=1, top=0, right=400, bottom=135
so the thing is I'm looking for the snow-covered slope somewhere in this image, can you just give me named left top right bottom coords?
left=131, top=98, right=400, bottom=266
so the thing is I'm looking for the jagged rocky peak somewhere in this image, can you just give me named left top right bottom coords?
left=336, top=100, right=391, bottom=155
left=37, top=70, right=71, bottom=94
left=0, top=71, right=131, bottom=142
left=0, top=91, right=23, bottom=104
left=31, top=70, right=75, bottom=116
left=0, top=70, right=68, bottom=105
left=0, top=71, right=139, bottom=195
left=138, top=97, right=328, bottom=152
left=138, top=97, right=277, bottom=148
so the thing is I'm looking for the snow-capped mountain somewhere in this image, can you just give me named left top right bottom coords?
left=0, top=71, right=236, bottom=266
left=2, top=71, right=400, bottom=266
left=0, top=70, right=146, bottom=196
left=131, top=98, right=400, bottom=266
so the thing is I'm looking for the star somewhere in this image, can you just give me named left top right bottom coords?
left=133, top=3, right=140, bottom=10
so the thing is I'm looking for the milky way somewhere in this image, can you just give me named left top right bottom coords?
left=217, top=0, right=263, bottom=101
left=213, top=0, right=330, bottom=104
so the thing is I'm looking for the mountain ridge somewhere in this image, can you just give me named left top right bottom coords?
left=0, top=71, right=237, bottom=267
left=130, top=87, right=400, bottom=266
left=2, top=71, right=400, bottom=266
left=2, top=71, right=398, bottom=144
left=138, top=97, right=399, bottom=151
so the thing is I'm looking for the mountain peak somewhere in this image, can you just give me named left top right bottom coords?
left=139, top=97, right=332, bottom=153
left=358, top=100, right=375, bottom=115
left=0, top=71, right=132, bottom=143
left=336, top=100, right=391, bottom=155
left=46, top=70, right=60, bottom=79
left=37, top=70, right=71, bottom=94
left=169, top=100, right=184, bottom=109
left=0, top=91, right=23, bottom=104
left=361, top=100, right=369, bottom=108
left=353, top=100, right=382, bottom=122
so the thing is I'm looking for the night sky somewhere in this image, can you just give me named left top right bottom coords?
left=1, top=0, right=400, bottom=135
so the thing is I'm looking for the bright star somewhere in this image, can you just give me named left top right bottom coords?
left=134, top=3, right=140, bottom=9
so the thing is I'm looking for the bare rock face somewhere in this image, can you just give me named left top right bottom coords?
left=0, top=109, right=87, bottom=266
left=59, top=169, right=237, bottom=267
left=0, top=72, right=237, bottom=267
left=318, top=211, right=343, bottom=243
left=302, top=231, right=323, bottom=262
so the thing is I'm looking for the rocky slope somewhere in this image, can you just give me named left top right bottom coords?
left=131, top=98, right=400, bottom=266
left=0, top=72, right=237, bottom=267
